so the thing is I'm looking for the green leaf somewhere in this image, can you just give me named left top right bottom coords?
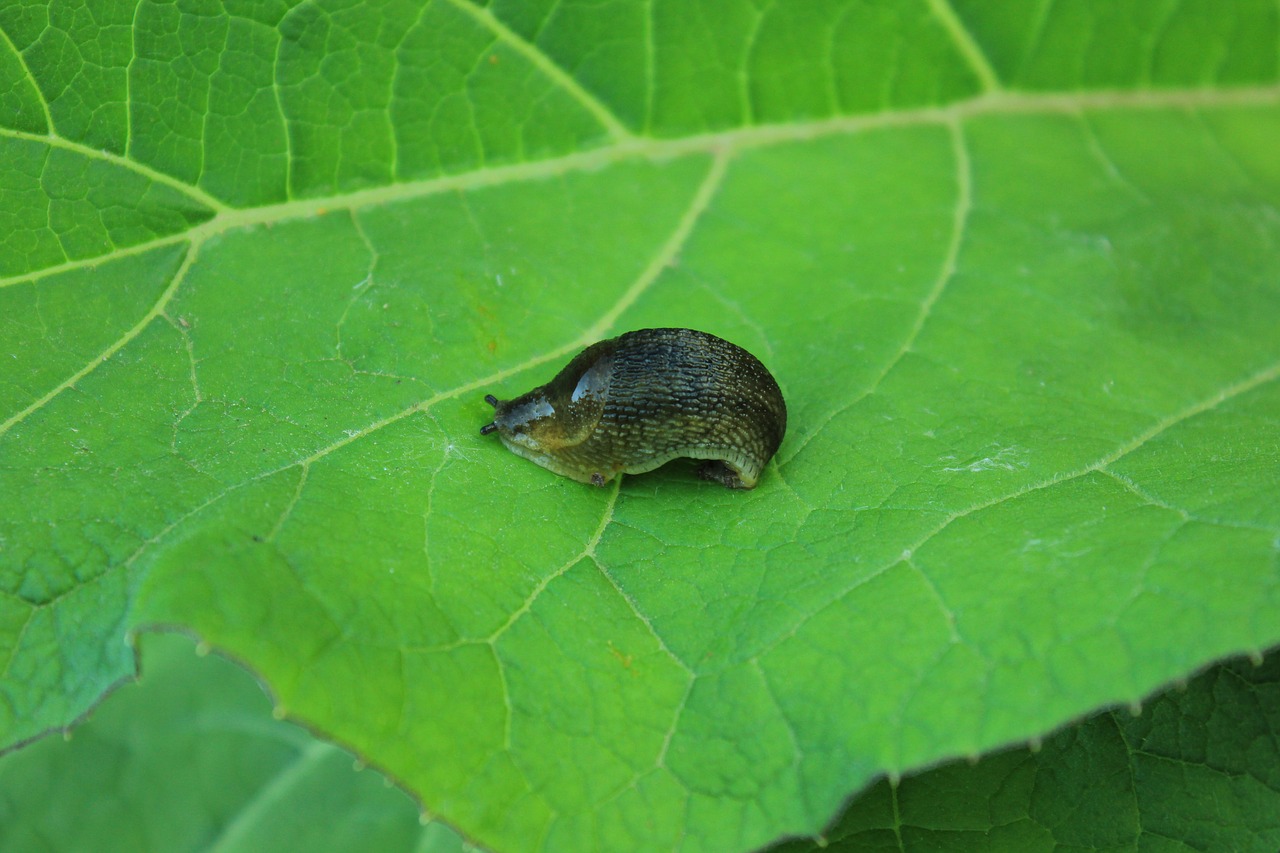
left=2, top=2, right=1279, bottom=851
left=0, top=632, right=460, bottom=853
left=772, top=650, right=1280, bottom=852
left=5, top=638, right=1274, bottom=852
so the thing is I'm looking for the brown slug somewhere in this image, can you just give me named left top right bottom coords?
left=480, top=328, right=786, bottom=489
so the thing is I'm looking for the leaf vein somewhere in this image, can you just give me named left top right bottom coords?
left=1, top=128, right=228, bottom=214
left=0, top=242, right=201, bottom=439
left=925, top=0, right=1001, bottom=93
left=780, top=118, right=972, bottom=466
left=0, top=20, right=53, bottom=133
left=440, top=0, right=634, bottom=142
left=770, top=359, right=1280, bottom=659
left=5, top=85, right=1277, bottom=292
left=488, top=478, right=621, bottom=645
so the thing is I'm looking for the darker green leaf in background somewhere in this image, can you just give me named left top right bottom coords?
left=0, top=632, right=452, bottom=853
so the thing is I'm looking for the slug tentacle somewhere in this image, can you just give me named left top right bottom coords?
left=480, top=328, right=786, bottom=489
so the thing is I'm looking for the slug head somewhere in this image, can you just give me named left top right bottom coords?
left=483, top=391, right=560, bottom=454
left=480, top=343, right=614, bottom=461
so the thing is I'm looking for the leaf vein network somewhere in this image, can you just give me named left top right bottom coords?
left=0, top=242, right=201, bottom=439
left=766, top=357, right=1280, bottom=655
left=0, top=22, right=54, bottom=133
left=2, top=86, right=1275, bottom=298
left=2, top=88, right=1277, bottom=509
left=778, top=117, right=972, bottom=467
left=57, top=149, right=727, bottom=658
left=441, top=0, right=635, bottom=142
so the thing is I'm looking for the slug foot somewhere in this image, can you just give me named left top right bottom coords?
left=697, top=461, right=751, bottom=490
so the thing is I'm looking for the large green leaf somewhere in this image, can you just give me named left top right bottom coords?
left=2, top=2, right=1278, bottom=851
left=776, top=649, right=1280, bottom=852
left=5, top=636, right=1275, bottom=852
left=0, top=632, right=454, bottom=853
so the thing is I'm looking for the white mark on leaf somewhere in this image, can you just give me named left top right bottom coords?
left=941, top=445, right=1029, bottom=474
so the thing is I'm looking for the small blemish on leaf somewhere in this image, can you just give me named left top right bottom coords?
left=608, top=642, right=634, bottom=671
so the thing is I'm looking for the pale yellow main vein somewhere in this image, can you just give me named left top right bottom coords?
left=4, top=86, right=1279, bottom=453
left=4, top=85, right=1278, bottom=293
left=0, top=242, right=201, bottom=439
left=441, top=0, right=635, bottom=142
left=925, top=0, right=1001, bottom=93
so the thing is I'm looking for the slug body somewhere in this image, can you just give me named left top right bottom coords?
left=480, top=328, right=786, bottom=489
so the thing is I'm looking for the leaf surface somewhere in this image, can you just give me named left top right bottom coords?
left=2, top=2, right=1279, bottom=851
left=5, top=637, right=1275, bottom=852
left=774, top=650, right=1280, bottom=852
left=0, top=632, right=452, bottom=853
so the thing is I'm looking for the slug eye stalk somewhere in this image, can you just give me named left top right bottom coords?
left=480, top=394, right=500, bottom=434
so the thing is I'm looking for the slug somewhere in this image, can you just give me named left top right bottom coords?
left=480, top=328, right=786, bottom=489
